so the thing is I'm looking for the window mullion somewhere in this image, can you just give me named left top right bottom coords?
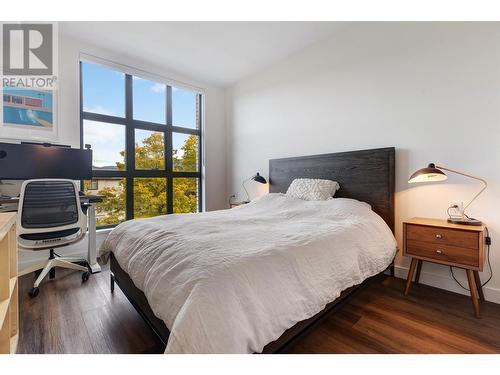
left=171, top=126, right=200, bottom=136
left=125, top=74, right=134, bottom=220
left=79, top=61, right=84, bottom=189
left=166, top=86, right=173, bottom=214
left=197, top=93, right=203, bottom=212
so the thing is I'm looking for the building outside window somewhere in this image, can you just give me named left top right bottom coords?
left=88, top=179, right=99, bottom=190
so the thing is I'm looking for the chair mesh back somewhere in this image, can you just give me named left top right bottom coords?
left=21, top=180, right=79, bottom=229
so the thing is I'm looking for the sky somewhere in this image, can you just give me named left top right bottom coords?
left=81, top=62, right=198, bottom=168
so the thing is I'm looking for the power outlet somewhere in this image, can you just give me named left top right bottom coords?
left=448, top=201, right=463, bottom=218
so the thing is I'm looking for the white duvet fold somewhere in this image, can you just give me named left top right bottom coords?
left=100, top=193, right=396, bottom=353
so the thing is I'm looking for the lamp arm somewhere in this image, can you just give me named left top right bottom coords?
left=436, top=165, right=487, bottom=214
left=242, top=178, right=251, bottom=202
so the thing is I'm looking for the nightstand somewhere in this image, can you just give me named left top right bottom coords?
left=402, top=217, right=486, bottom=318
left=229, top=201, right=249, bottom=208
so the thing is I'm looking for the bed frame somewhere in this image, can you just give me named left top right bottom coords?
left=110, top=146, right=395, bottom=353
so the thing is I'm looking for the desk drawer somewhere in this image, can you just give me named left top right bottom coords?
left=406, top=239, right=479, bottom=267
left=406, top=224, right=478, bottom=250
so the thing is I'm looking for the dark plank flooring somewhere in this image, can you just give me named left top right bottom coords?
left=18, top=262, right=163, bottom=354
left=17, top=264, right=500, bottom=354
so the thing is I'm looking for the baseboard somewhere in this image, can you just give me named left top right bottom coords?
left=394, top=265, right=500, bottom=304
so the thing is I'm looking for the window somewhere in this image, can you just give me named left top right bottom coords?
left=89, top=179, right=99, bottom=190
left=81, top=60, right=202, bottom=228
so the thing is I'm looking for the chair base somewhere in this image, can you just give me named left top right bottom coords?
left=32, top=257, right=89, bottom=287
left=20, top=249, right=90, bottom=297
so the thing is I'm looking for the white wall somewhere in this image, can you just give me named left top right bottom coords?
left=226, top=22, right=500, bottom=302
left=2, top=32, right=227, bottom=268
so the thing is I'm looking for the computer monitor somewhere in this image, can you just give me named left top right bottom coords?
left=0, top=142, right=92, bottom=180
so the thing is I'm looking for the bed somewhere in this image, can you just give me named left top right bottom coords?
left=101, top=147, right=396, bottom=353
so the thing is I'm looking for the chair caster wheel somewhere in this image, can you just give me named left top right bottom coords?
left=82, top=271, right=90, bottom=282
left=28, top=287, right=39, bottom=298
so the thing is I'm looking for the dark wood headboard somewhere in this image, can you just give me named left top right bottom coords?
left=269, top=147, right=395, bottom=232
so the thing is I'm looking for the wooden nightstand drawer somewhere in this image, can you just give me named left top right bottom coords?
left=406, top=239, right=479, bottom=267
left=403, top=218, right=486, bottom=319
left=406, top=224, right=478, bottom=250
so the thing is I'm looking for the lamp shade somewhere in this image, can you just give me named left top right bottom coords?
left=252, top=173, right=267, bottom=184
left=408, top=163, right=448, bottom=183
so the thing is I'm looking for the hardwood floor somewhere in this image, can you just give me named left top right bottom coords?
left=18, top=262, right=163, bottom=354
left=17, top=264, right=500, bottom=354
left=287, top=278, right=500, bottom=354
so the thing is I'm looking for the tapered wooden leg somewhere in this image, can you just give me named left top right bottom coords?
left=473, top=271, right=485, bottom=302
left=466, top=269, right=481, bottom=318
left=414, top=260, right=423, bottom=285
left=404, top=258, right=418, bottom=296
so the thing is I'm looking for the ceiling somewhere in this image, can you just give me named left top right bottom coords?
left=60, top=22, right=341, bottom=87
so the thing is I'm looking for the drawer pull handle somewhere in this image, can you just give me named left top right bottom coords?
left=436, top=250, right=443, bottom=255
left=435, top=234, right=443, bottom=239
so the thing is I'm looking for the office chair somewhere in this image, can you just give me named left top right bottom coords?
left=17, top=179, right=91, bottom=298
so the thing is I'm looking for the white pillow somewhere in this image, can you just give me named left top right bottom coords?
left=286, top=178, right=340, bottom=201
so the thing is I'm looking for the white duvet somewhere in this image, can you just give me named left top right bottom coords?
left=100, top=193, right=396, bottom=353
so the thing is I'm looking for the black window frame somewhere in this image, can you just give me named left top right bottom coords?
left=79, top=61, right=203, bottom=229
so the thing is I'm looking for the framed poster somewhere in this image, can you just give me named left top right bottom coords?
left=0, top=87, right=58, bottom=141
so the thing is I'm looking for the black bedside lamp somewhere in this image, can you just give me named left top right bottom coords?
left=242, top=172, right=267, bottom=203
left=409, top=163, right=487, bottom=226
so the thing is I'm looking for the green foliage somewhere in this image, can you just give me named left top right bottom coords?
left=173, top=135, right=198, bottom=172
left=85, top=132, right=199, bottom=226
left=173, top=178, right=198, bottom=214
left=135, top=132, right=165, bottom=170
left=134, top=177, right=167, bottom=218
